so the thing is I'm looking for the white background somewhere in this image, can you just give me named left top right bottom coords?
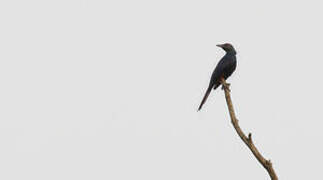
left=0, top=0, right=322, bottom=179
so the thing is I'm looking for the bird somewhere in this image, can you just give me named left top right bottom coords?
left=198, top=43, right=237, bottom=111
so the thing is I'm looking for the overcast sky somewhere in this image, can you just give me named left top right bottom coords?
left=0, top=0, right=322, bottom=179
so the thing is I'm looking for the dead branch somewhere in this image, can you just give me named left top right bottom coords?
left=220, top=78, right=278, bottom=180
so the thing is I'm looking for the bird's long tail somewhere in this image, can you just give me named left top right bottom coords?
left=198, top=86, right=213, bottom=111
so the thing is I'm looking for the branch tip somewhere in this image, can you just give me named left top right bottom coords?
left=248, top=133, right=252, bottom=141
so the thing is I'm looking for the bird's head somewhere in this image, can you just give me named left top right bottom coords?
left=217, top=43, right=236, bottom=53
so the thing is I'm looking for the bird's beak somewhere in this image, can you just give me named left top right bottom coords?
left=216, top=44, right=224, bottom=48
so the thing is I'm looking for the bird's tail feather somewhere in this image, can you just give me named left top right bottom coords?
left=213, top=82, right=220, bottom=90
left=198, top=86, right=212, bottom=111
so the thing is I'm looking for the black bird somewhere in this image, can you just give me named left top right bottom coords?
left=198, top=43, right=237, bottom=111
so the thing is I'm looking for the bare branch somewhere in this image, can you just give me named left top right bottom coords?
left=220, top=78, right=278, bottom=180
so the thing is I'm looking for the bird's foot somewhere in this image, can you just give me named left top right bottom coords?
left=221, top=82, right=231, bottom=91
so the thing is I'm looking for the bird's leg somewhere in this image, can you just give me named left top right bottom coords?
left=220, top=78, right=231, bottom=92
left=221, top=82, right=231, bottom=90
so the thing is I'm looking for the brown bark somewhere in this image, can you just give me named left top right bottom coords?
left=220, top=78, right=278, bottom=180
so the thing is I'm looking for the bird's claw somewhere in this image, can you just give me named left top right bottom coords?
left=221, top=83, right=231, bottom=91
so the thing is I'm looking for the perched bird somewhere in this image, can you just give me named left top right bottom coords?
left=198, top=43, right=237, bottom=111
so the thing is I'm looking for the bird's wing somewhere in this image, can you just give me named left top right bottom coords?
left=210, top=58, right=226, bottom=82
